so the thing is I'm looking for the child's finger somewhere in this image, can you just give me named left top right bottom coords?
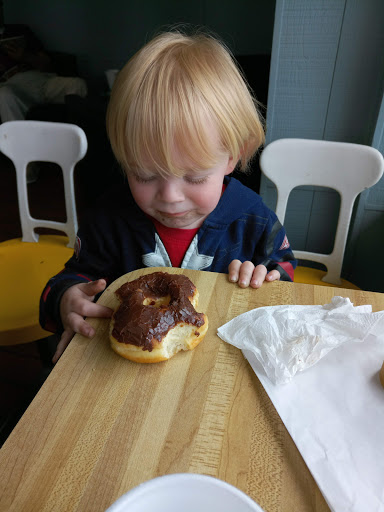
left=238, top=261, right=257, bottom=288
left=266, top=270, right=281, bottom=282
left=66, top=312, right=96, bottom=338
left=250, top=264, right=268, bottom=288
left=81, top=302, right=113, bottom=319
left=52, top=328, right=74, bottom=363
left=228, top=259, right=242, bottom=282
left=80, top=279, right=107, bottom=297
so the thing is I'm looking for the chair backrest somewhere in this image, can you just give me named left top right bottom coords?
left=0, top=120, right=87, bottom=247
left=260, top=138, right=384, bottom=284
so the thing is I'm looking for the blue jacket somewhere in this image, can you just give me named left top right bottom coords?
left=40, top=177, right=296, bottom=332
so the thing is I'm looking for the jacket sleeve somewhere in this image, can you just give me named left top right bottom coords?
left=258, top=214, right=297, bottom=281
left=39, top=270, right=94, bottom=334
left=39, top=215, right=121, bottom=333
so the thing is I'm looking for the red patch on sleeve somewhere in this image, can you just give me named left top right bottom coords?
left=76, top=274, right=92, bottom=281
left=42, top=285, right=51, bottom=302
left=74, top=236, right=81, bottom=259
left=279, top=235, right=290, bottom=250
left=278, top=261, right=295, bottom=281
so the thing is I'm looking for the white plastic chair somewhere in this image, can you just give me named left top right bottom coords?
left=260, top=138, right=384, bottom=287
left=0, top=121, right=87, bottom=345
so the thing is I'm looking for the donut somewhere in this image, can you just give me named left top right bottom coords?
left=110, top=271, right=208, bottom=363
left=380, top=362, right=384, bottom=389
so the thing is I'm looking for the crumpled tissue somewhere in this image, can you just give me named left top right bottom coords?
left=217, top=296, right=381, bottom=385
left=217, top=296, right=384, bottom=512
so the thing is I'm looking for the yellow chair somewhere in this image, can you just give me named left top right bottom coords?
left=260, top=138, right=384, bottom=289
left=0, top=120, right=87, bottom=346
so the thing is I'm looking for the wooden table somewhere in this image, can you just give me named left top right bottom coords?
left=1, top=267, right=383, bottom=512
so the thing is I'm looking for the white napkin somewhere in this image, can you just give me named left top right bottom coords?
left=217, top=297, right=384, bottom=512
left=217, top=296, right=381, bottom=385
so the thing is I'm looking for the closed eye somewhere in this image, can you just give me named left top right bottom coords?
left=134, top=174, right=157, bottom=183
left=184, top=175, right=209, bottom=185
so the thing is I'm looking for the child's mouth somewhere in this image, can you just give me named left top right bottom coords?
left=159, top=210, right=190, bottom=218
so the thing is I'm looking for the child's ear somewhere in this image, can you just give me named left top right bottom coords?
left=225, top=155, right=238, bottom=175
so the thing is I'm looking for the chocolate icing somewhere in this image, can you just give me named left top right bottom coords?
left=112, top=272, right=205, bottom=351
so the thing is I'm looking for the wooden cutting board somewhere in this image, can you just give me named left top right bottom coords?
left=1, top=267, right=383, bottom=512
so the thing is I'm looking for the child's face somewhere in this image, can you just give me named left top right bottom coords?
left=127, top=153, right=235, bottom=229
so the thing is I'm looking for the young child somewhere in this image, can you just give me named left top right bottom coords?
left=40, top=30, right=296, bottom=362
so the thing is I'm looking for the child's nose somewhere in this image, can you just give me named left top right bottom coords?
left=157, top=179, right=185, bottom=202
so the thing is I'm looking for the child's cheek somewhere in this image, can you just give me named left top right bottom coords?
left=194, top=184, right=222, bottom=209
left=130, top=185, right=151, bottom=211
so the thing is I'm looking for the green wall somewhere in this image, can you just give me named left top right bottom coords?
left=262, top=0, right=384, bottom=291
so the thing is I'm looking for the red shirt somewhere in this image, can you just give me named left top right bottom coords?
left=151, top=218, right=199, bottom=267
left=149, top=184, right=226, bottom=267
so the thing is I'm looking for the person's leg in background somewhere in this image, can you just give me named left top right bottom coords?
left=0, top=72, right=87, bottom=121
left=0, top=71, right=54, bottom=182
left=0, top=72, right=87, bottom=183
left=0, top=70, right=52, bottom=122
left=0, top=84, right=31, bottom=121
left=43, top=76, right=87, bottom=103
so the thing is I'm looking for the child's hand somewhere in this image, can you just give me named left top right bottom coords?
left=53, top=279, right=113, bottom=363
left=228, top=260, right=280, bottom=288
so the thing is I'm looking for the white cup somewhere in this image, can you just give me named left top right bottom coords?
left=105, top=69, right=119, bottom=90
left=105, top=474, right=264, bottom=512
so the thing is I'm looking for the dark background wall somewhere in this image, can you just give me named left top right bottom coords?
left=3, top=0, right=276, bottom=207
left=4, top=0, right=384, bottom=291
left=4, top=0, right=276, bottom=96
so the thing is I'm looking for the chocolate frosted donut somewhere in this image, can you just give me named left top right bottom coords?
left=110, top=272, right=208, bottom=363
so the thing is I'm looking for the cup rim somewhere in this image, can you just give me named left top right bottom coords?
left=105, top=473, right=264, bottom=512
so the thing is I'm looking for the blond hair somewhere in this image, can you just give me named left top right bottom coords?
left=106, top=30, right=265, bottom=177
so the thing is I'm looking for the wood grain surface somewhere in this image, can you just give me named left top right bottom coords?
left=1, top=267, right=383, bottom=512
